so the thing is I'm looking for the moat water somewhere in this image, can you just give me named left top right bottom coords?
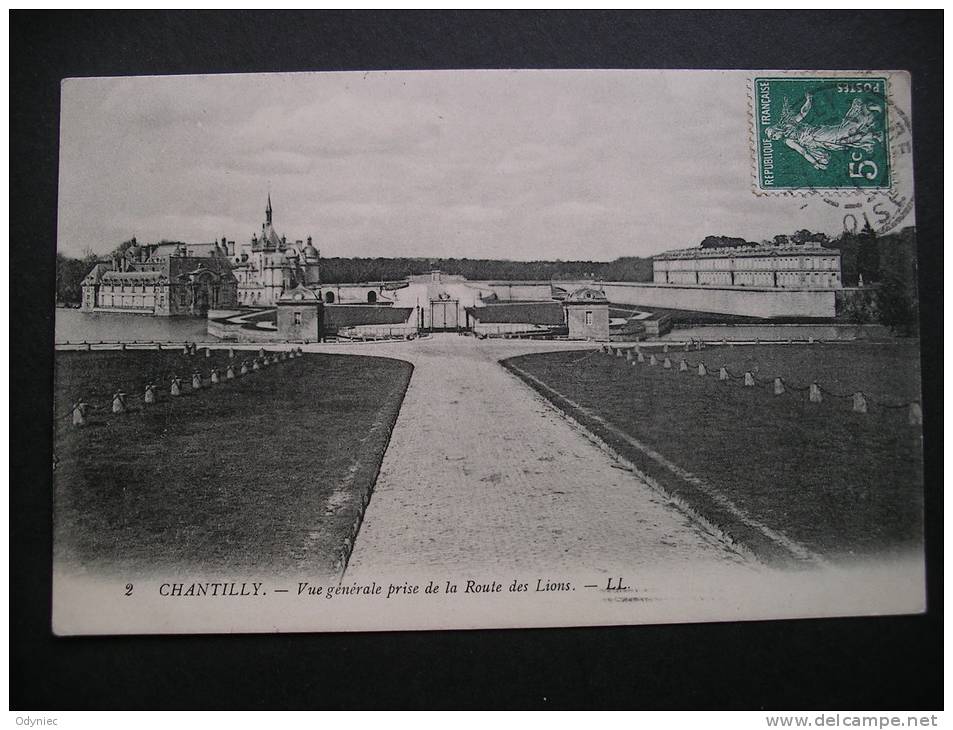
left=55, top=308, right=211, bottom=344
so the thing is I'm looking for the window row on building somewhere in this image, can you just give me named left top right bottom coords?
left=652, top=244, right=843, bottom=289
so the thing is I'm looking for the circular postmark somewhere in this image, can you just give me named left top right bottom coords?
left=817, top=101, right=915, bottom=236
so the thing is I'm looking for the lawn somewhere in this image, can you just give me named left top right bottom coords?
left=53, top=348, right=413, bottom=577
left=503, top=342, right=924, bottom=564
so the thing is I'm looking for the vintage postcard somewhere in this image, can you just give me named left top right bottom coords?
left=52, top=69, right=924, bottom=635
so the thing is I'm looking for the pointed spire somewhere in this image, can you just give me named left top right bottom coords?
left=266, top=192, right=273, bottom=225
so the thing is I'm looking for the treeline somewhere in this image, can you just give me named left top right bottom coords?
left=824, top=224, right=917, bottom=290
left=56, top=252, right=100, bottom=304
left=54, top=226, right=919, bottom=319
left=317, top=256, right=654, bottom=284
left=826, top=224, right=919, bottom=335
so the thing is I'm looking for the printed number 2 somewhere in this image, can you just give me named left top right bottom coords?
left=125, top=583, right=134, bottom=596
left=849, top=152, right=878, bottom=180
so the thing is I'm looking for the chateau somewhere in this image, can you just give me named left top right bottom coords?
left=81, top=239, right=238, bottom=317
left=79, top=196, right=846, bottom=325
left=228, top=196, right=321, bottom=306
left=80, top=195, right=320, bottom=316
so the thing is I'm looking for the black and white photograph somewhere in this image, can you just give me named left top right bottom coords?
left=11, top=10, right=941, bottom=713
left=50, top=68, right=925, bottom=634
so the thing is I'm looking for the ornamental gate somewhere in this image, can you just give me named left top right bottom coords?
left=429, top=299, right=460, bottom=331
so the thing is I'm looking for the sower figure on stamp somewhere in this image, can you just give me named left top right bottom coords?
left=765, top=94, right=884, bottom=171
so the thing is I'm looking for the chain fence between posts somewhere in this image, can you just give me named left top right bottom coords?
left=597, top=343, right=921, bottom=417
left=55, top=344, right=304, bottom=426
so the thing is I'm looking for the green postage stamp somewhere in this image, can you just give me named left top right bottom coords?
left=753, top=76, right=891, bottom=192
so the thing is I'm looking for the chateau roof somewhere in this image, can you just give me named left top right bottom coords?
left=653, top=242, right=842, bottom=261
left=101, top=270, right=166, bottom=282
left=150, top=241, right=224, bottom=259
left=81, top=263, right=112, bottom=285
left=277, top=285, right=322, bottom=304
left=565, top=287, right=608, bottom=303
left=466, top=302, right=565, bottom=325
left=324, top=305, right=415, bottom=329
left=259, top=222, right=283, bottom=249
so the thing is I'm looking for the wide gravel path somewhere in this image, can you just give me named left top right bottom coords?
left=308, top=335, right=754, bottom=576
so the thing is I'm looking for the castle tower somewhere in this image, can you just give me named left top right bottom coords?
left=303, top=235, right=321, bottom=286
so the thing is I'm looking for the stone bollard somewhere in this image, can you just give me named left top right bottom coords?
left=252, top=359, right=261, bottom=371
left=663, top=357, right=672, bottom=369
left=909, top=402, right=923, bottom=425
left=205, top=347, right=212, bottom=358
left=649, top=354, right=657, bottom=366
left=228, top=348, right=235, bottom=359
left=258, top=348, right=265, bottom=360
left=697, top=341, right=703, bottom=351
left=721, top=338, right=727, bottom=346
left=170, top=377, right=182, bottom=397
left=743, top=372, right=755, bottom=387
left=719, top=367, right=728, bottom=381
left=112, top=392, right=126, bottom=414
left=678, top=359, right=688, bottom=372
left=625, top=350, right=633, bottom=362
left=192, top=372, right=203, bottom=390
left=240, top=361, right=249, bottom=376
left=210, top=368, right=220, bottom=385
left=225, top=364, right=235, bottom=380
left=697, top=363, right=707, bottom=377
left=809, top=383, right=822, bottom=403
left=637, top=351, right=645, bottom=363
left=852, top=392, right=868, bottom=414
left=773, top=377, right=785, bottom=395
left=809, top=337, right=815, bottom=344
left=616, top=348, right=623, bottom=358
left=755, top=338, right=760, bottom=346
left=663, top=343, right=669, bottom=353
left=72, top=401, right=88, bottom=427
left=144, top=384, right=156, bottom=404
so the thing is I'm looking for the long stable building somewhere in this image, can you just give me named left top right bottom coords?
left=652, top=242, right=842, bottom=289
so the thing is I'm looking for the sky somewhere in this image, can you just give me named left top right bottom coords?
left=57, top=70, right=914, bottom=261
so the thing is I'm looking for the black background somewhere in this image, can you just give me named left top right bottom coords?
left=10, top=11, right=942, bottom=710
